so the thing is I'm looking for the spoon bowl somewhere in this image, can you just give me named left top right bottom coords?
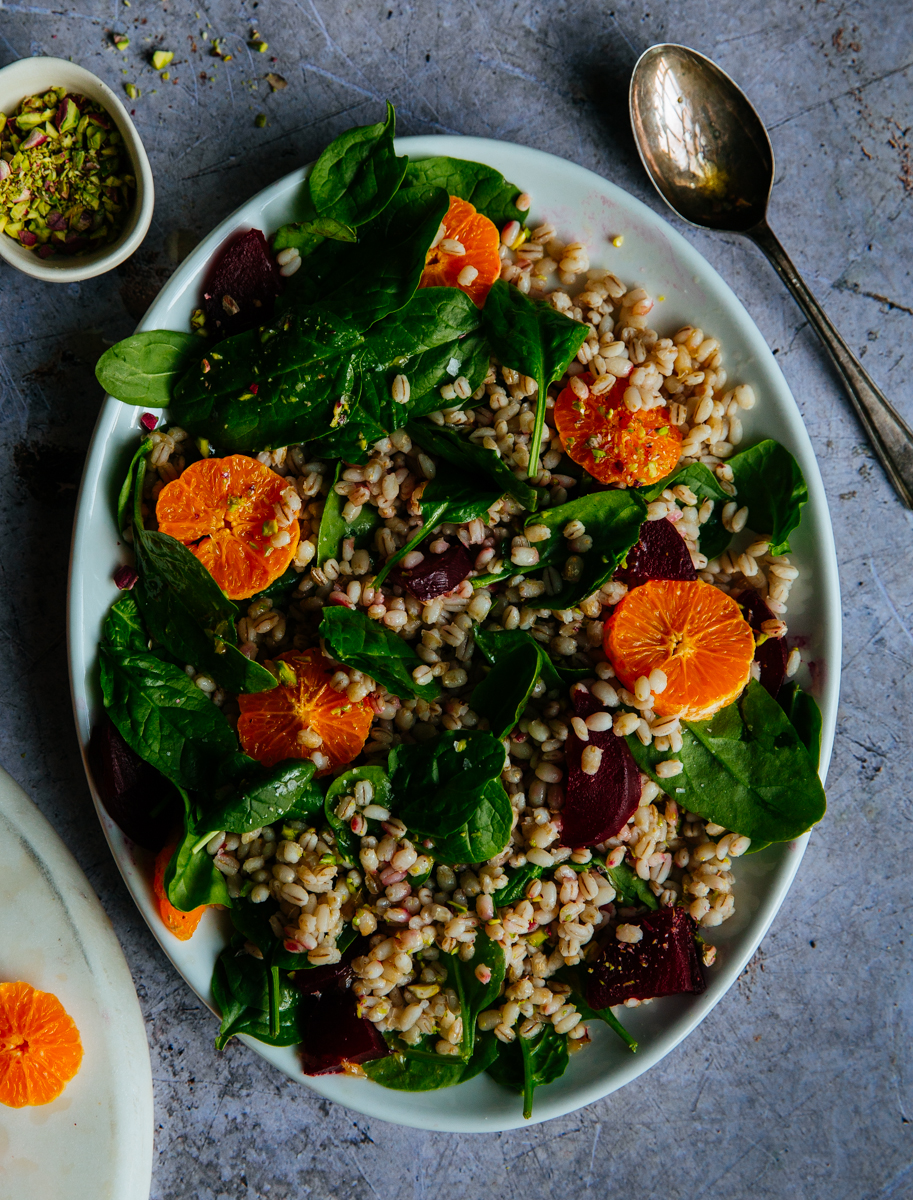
left=629, top=43, right=913, bottom=508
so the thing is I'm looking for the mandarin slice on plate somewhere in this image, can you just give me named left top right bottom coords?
left=237, top=650, right=373, bottom=771
left=419, top=195, right=501, bottom=307
left=605, top=578, right=756, bottom=720
left=0, top=981, right=83, bottom=1108
left=153, top=841, right=207, bottom=939
left=554, top=372, right=682, bottom=487
left=156, top=455, right=300, bottom=600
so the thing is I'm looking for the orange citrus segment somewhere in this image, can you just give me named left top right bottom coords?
left=237, top=649, right=373, bottom=771
left=554, top=372, right=682, bottom=487
left=155, top=455, right=301, bottom=600
left=0, top=981, right=83, bottom=1108
left=153, top=841, right=206, bottom=939
left=419, top=195, right=501, bottom=307
left=604, top=579, right=756, bottom=720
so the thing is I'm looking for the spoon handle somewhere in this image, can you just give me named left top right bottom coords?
left=748, top=221, right=913, bottom=508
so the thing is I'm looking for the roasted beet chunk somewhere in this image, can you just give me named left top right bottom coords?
left=619, top=516, right=697, bottom=588
left=300, top=990, right=390, bottom=1075
left=585, top=906, right=705, bottom=1009
left=561, top=685, right=640, bottom=847
left=87, top=718, right=180, bottom=851
left=202, top=228, right=282, bottom=339
left=737, top=590, right=788, bottom=698
left=391, top=542, right=473, bottom=603
left=290, top=937, right=365, bottom=996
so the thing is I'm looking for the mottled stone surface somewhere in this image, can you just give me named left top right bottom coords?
left=1, top=2, right=911, bottom=1197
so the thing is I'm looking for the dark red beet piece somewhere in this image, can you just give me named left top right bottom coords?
left=560, top=685, right=641, bottom=848
left=202, top=228, right=282, bottom=340
left=736, top=590, right=788, bottom=698
left=619, top=517, right=697, bottom=588
left=300, top=990, right=390, bottom=1075
left=391, top=542, right=474, bottom=603
left=87, top=718, right=180, bottom=851
left=585, top=906, right=705, bottom=1009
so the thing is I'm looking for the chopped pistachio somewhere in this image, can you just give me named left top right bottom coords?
left=151, top=49, right=173, bottom=70
left=124, top=82, right=139, bottom=99
left=113, top=34, right=130, bottom=50
left=255, top=112, right=267, bottom=128
left=257, top=41, right=269, bottom=52
left=266, top=73, right=287, bottom=91
left=161, top=71, right=170, bottom=82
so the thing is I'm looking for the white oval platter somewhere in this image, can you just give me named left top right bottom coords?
left=68, top=134, right=841, bottom=1132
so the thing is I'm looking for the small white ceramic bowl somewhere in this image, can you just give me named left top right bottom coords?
left=0, top=56, right=153, bottom=283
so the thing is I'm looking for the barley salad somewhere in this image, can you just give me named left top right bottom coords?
left=91, top=104, right=827, bottom=1119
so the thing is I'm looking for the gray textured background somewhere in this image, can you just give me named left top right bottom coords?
left=1, top=1, right=911, bottom=1196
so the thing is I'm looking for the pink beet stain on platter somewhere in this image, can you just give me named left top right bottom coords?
left=202, top=228, right=282, bottom=340
left=560, top=684, right=641, bottom=848
left=585, top=905, right=705, bottom=1009
left=736, top=589, right=788, bottom=698
left=618, top=516, right=697, bottom=588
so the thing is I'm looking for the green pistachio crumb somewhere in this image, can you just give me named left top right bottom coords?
left=151, top=49, right=173, bottom=70
left=125, top=82, right=139, bottom=99
left=255, top=113, right=267, bottom=128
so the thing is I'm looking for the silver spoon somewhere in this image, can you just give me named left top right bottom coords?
left=629, top=42, right=913, bottom=508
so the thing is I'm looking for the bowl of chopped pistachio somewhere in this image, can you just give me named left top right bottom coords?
left=0, top=56, right=153, bottom=282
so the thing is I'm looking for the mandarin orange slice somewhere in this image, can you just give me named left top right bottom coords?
left=419, top=195, right=501, bottom=307
left=604, top=579, right=756, bottom=720
left=554, top=372, right=682, bottom=487
left=0, top=981, right=83, bottom=1108
left=156, top=455, right=301, bottom=600
left=153, top=841, right=206, bottom=937
left=237, top=649, right=373, bottom=771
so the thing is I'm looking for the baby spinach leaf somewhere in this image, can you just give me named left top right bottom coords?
left=474, top=489, right=646, bottom=608
left=389, top=729, right=507, bottom=838
left=372, top=460, right=502, bottom=588
left=361, top=286, right=482, bottom=364
left=173, top=305, right=364, bottom=409
left=212, top=941, right=308, bottom=1048
left=172, top=348, right=360, bottom=456
left=325, top=765, right=392, bottom=863
left=472, top=642, right=541, bottom=740
left=605, top=861, right=658, bottom=910
left=728, top=439, right=808, bottom=555
left=492, top=862, right=544, bottom=907
left=317, top=463, right=381, bottom=567
left=564, top=985, right=637, bottom=1053
left=433, top=779, right=513, bottom=865
left=403, top=156, right=526, bottom=226
left=117, top=436, right=153, bottom=534
left=284, top=186, right=450, bottom=330
left=95, top=330, right=200, bottom=406
left=104, top=596, right=148, bottom=653
left=473, top=627, right=590, bottom=692
left=275, top=101, right=406, bottom=253
left=165, top=798, right=232, bottom=912
left=481, top=279, right=588, bottom=477
left=363, top=1031, right=499, bottom=1090
left=486, top=1022, right=570, bottom=1119
left=99, top=645, right=238, bottom=790
left=625, top=679, right=827, bottom=843
left=319, top=606, right=441, bottom=701
left=637, top=462, right=732, bottom=560
left=201, top=760, right=321, bottom=836
left=443, top=931, right=506, bottom=1058
left=407, top=421, right=539, bottom=512
left=778, top=683, right=822, bottom=768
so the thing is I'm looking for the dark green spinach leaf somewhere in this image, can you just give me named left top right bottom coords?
left=319, top=606, right=441, bottom=700
left=403, top=156, right=526, bottom=225
left=325, top=764, right=393, bottom=863
left=472, top=642, right=540, bottom=740
left=625, top=678, right=827, bottom=843
left=433, top=779, right=513, bottom=865
left=728, top=439, right=808, bottom=555
left=363, top=1031, right=499, bottom=1090
left=481, top=279, right=588, bottom=477
left=104, top=596, right=148, bottom=653
left=486, top=1023, right=570, bottom=1119
left=778, top=682, right=822, bottom=768
left=201, top=760, right=322, bottom=836
left=473, top=627, right=590, bottom=692
left=492, top=861, right=543, bottom=907
left=317, top=462, right=381, bottom=567
left=564, top=986, right=638, bottom=1053
left=95, top=330, right=200, bottom=406
left=165, top=792, right=232, bottom=912
left=407, top=420, right=539, bottom=511
left=605, top=860, right=659, bottom=910
left=389, top=729, right=506, bottom=838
